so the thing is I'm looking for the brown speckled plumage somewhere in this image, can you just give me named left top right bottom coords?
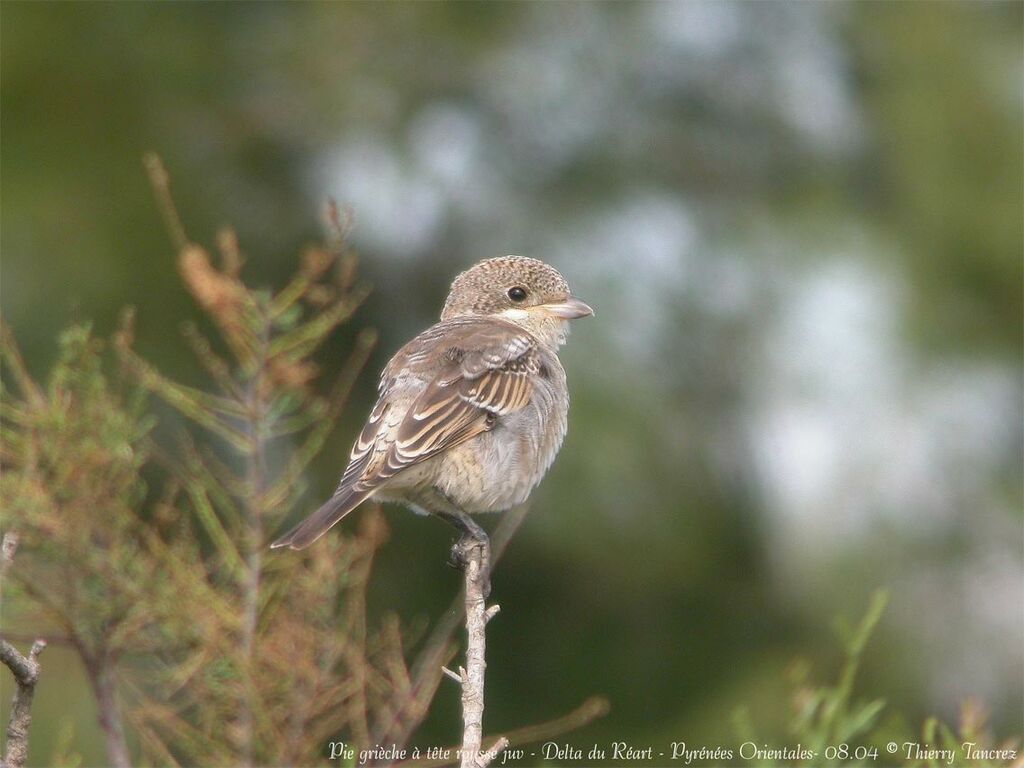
left=441, top=256, right=571, bottom=319
left=271, top=256, right=592, bottom=550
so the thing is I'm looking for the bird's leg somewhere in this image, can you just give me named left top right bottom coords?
left=438, top=509, right=488, bottom=568
left=435, top=508, right=491, bottom=596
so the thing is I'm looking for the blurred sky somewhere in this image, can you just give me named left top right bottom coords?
left=2, top=1, right=1022, bottom=763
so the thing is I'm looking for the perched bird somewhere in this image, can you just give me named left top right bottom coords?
left=270, top=255, right=593, bottom=560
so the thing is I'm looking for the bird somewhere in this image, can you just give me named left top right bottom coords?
left=270, top=255, right=593, bottom=564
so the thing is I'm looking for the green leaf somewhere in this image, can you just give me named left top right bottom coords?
left=849, top=590, right=889, bottom=656
left=836, top=698, right=886, bottom=743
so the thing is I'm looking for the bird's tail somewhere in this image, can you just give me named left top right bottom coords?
left=269, top=488, right=371, bottom=550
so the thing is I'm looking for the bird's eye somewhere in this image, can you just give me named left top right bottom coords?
left=507, top=286, right=527, bottom=302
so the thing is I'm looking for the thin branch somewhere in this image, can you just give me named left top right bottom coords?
left=0, top=323, right=46, bottom=410
left=484, top=697, right=609, bottom=754
left=0, top=633, right=75, bottom=648
left=394, top=697, right=610, bottom=768
left=142, top=153, right=189, bottom=252
left=0, top=638, right=46, bottom=768
left=180, top=322, right=247, bottom=401
left=0, top=642, right=43, bottom=693
left=0, top=536, right=18, bottom=618
left=377, top=506, right=529, bottom=754
left=263, top=327, right=376, bottom=513
left=457, top=540, right=501, bottom=768
left=1, top=532, right=48, bottom=768
left=411, top=506, right=528, bottom=683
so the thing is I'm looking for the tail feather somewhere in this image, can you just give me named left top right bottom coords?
left=269, top=489, right=371, bottom=550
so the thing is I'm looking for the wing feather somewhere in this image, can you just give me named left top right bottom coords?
left=271, top=317, right=538, bottom=550
left=371, top=317, right=539, bottom=483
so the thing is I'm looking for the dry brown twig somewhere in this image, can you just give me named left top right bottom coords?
left=133, top=154, right=393, bottom=766
left=395, top=696, right=610, bottom=768
left=0, top=532, right=47, bottom=768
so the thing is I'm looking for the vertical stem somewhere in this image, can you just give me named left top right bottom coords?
left=378, top=506, right=529, bottom=758
left=239, top=314, right=269, bottom=768
left=87, top=656, right=132, bottom=768
left=459, top=540, right=505, bottom=768
left=239, top=534, right=261, bottom=768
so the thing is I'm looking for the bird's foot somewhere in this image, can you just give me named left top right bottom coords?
left=448, top=534, right=491, bottom=598
left=447, top=534, right=485, bottom=571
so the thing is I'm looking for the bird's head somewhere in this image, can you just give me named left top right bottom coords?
left=441, top=255, right=593, bottom=346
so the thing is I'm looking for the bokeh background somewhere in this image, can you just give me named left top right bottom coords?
left=2, top=1, right=1022, bottom=764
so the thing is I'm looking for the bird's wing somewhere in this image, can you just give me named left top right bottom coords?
left=270, top=318, right=538, bottom=550
left=376, top=317, right=540, bottom=480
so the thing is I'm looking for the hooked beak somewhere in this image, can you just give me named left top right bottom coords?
left=543, top=296, right=594, bottom=320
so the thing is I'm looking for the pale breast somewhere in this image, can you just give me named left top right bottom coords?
left=434, top=350, right=568, bottom=512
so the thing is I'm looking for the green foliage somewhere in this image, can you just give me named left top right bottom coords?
left=0, top=191, right=450, bottom=767
left=0, top=320, right=173, bottom=665
left=790, top=591, right=889, bottom=760
left=103, top=200, right=431, bottom=767
left=735, top=592, right=1020, bottom=768
left=2, top=171, right=611, bottom=767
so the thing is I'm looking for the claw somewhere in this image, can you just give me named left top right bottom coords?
left=448, top=534, right=491, bottom=597
left=448, top=537, right=470, bottom=570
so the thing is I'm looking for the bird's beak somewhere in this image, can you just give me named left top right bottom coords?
left=543, top=296, right=594, bottom=319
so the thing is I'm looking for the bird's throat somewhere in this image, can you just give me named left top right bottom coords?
left=495, top=308, right=570, bottom=349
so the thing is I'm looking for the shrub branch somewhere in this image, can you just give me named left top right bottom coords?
left=0, top=533, right=47, bottom=768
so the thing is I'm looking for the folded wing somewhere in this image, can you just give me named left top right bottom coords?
left=270, top=318, right=538, bottom=550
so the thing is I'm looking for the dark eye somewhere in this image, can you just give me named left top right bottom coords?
left=507, top=286, right=527, bottom=302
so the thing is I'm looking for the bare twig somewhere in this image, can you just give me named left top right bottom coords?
left=0, top=633, right=74, bottom=648
left=1, top=533, right=48, bottom=768
left=1, top=533, right=19, bottom=575
left=486, top=696, right=609, bottom=752
left=0, top=639, right=47, bottom=768
left=408, top=506, right=528, bottom=687
left=376, top=506, right=529, bottom=756
left=0, top=324, right=46, bottom=410
left=142, top=153, right=189, bottom=252
left=457, top=540, right=502, bottom=768
left=0, top=532, right=18, bottom=621
left=394, top=696, right=610, bottom=768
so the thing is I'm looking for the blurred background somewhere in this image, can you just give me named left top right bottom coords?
left=2, top=1, right=1021, bottom=764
